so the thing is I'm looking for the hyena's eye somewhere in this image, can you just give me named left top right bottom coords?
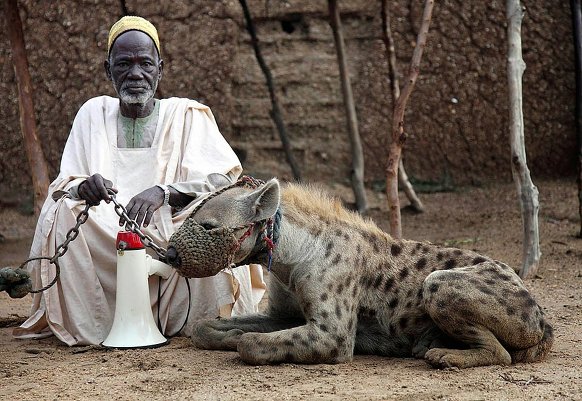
left=200, top=222, right=217, bottom=230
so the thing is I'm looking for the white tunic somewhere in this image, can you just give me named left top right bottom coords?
left=13, top=96, right=266, bottom=345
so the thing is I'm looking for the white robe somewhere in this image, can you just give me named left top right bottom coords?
left=13, top=96, right=266, bottom=346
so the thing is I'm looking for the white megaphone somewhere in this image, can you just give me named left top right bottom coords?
left=102, top=231, right=173, bottom=348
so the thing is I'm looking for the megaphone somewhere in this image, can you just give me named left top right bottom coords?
left=102, top=231, right=172, bottom=348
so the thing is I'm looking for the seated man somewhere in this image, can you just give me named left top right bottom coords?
left=14, top=16, right=265, bottom=346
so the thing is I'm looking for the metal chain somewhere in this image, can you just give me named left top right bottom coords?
left=21, top=191, right=167, bottom=293
left=108, top=190, right=167, bottom=260
left=51, top=203, right=91, bottom=263
left=17, top=176, right=267, bottom=294
left=21, top=202, right=91, bottom=293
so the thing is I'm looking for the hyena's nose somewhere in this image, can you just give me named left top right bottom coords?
left=165, top=246, right=181, bottom=267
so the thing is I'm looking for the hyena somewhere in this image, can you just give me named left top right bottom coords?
left=166, top=177, right=553, bottom=368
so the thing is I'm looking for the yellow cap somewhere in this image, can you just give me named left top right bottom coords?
left=107, top=16, right=160, bottom=56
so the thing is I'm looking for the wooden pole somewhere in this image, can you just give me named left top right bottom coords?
left=381, top=0, right=424, bottom=214
left=571, top=0, right=582, bottom=238
left=5, top=0, right=50, bottom=215
left=506, top=0, right=541, bottom=278
left=385, top=0, right=434, bottom=238
left=328, top=0, right=368, bottom=213
left=239, top=0, right=302, bottom=182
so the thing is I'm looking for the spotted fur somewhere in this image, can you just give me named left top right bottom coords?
left=171, top=179, right=553, bottom=368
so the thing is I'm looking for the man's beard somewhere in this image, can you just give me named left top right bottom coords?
left=118, top=81, right=157, bottom=105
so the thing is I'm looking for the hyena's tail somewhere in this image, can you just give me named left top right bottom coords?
left=509, top=320, right=554, bottom=363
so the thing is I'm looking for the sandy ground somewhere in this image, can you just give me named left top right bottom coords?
left=0, top=179, right=581, bottom=400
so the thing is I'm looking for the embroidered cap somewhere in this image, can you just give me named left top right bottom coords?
left=107, top=15, right=160, bottom=56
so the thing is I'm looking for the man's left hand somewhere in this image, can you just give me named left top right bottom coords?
left=120, top=186, right=165, bottom=228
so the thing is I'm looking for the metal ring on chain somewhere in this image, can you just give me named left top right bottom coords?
left=18, top=256, right=60, bottom=294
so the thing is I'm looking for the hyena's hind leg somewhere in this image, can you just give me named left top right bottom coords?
left=421, top=262, right=548, bottom=368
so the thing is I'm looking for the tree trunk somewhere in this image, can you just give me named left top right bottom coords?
left=5, top=0, right=50, bottom=215
left=381, top=0, right=424, bottom=214
left=238, top=0, right=302, bottom=182
left=328, top=0, right=368, bottom=214
left=385, top=0, right=434, bottom=238
left=571, top=0, right=582, bottom=238
left=506, top=0, right=541, bottom=278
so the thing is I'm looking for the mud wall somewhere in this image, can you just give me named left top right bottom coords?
left=0, top=0, right=575, bottom=199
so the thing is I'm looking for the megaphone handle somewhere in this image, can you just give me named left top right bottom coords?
left=146, top=255, right=173, bottom=279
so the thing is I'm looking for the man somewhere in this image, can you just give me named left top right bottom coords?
left=14, top=16, right=265, bottom=346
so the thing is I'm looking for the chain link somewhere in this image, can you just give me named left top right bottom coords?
left=20, top=203, right=91, bottom=293
left=108, top=190, right=167, bottom=260
left=21, top=191, right=167, bottom=293
left=50, top=203, right=91, bottom=263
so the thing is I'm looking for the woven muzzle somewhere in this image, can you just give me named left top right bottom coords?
left=168, top=218, right=240, bottom=278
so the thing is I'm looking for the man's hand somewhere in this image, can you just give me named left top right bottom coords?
left=78, top=174, right=118, bottom=206
left=120, top=186, right=165, bottom=228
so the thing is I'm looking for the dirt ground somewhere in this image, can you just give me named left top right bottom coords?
left=0, top=179, right=581, bottom=401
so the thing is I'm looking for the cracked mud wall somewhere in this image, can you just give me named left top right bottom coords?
left=0, top=0, right=575, bottom=200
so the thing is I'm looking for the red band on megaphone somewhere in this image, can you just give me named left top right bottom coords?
left=116, top=231, right=144, bottom=250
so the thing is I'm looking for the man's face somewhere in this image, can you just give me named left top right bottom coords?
left=105, top=30, right=162, bottom=105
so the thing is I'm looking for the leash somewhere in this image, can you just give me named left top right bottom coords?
left=1, top=190, right=167, bottom=298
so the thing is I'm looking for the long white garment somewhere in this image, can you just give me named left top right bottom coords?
left=13, top=96, right=266, bottom=346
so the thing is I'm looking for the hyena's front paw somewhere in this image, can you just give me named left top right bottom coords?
left=191, top=320, right=244, bottom=351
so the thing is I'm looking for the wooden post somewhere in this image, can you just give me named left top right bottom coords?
left=328, top=0, right=368, bottom=213
left=238, top=0, right=302, bottom=182
left=571, top=0, right=582, bottom=238
left=385, top=0, right=434, bottom=238
left=381, top=0, right=425, bottom=214
left=506, top=0, right=541, bottom=278
left=5, top=0, right=50, bottom=215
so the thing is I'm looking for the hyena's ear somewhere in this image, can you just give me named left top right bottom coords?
left=206, top=172, right=234, bottom=190
left=243, top=179, right=281, bottom=222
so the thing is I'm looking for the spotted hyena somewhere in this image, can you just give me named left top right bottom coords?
left=166, top=177, right=553, bottom=368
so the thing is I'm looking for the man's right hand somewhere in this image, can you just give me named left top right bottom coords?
left=78, top=174, right=118, bottom=206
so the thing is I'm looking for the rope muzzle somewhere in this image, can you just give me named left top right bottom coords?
left=167, top=219, right=241, bottom=278
left=166, top=176, right=278, bottom=278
